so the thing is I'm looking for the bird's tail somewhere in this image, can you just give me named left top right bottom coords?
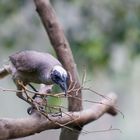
left=0, top=65, right=11, bottom=79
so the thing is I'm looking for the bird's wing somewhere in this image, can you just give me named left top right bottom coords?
left=9, top=51, right=61, bottom=73
left=9, top=53, right=37, bottom=72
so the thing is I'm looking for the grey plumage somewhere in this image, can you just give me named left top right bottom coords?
left=0, top=50, right=68, bottom=104
left=9, top=50, right=62, bottom=84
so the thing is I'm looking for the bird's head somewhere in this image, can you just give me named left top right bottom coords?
left=51, top=65, right=68, bottom=96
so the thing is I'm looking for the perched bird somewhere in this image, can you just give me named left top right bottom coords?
left=0, top=50, right=68, bottom=103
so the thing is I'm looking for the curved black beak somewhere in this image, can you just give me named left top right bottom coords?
left=59, top=81, right=68, bottom=96
left=51, top=70, right=69, bottom=96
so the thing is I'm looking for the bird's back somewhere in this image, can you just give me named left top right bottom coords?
left=9, top=50, right=62, bottom=84
left=9, top=50, right=61, bottom=73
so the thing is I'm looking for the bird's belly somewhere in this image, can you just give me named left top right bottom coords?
left=13, top=71, right=43, bottom=84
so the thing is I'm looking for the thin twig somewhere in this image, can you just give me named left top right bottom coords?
left=0, top=87, right=22, bottom=93
left=82, top=125, right=122, bottom=135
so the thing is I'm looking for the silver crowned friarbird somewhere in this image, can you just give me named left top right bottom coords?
left=0, top=50, right=68, bottom=104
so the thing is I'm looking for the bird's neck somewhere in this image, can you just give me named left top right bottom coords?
left=41, top=69, right=53, bottom=85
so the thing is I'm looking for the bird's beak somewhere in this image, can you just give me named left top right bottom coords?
left=59, top=82, right=67, bottom=96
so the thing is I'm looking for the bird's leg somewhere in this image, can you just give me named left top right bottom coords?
left=18, top=82, right=38, bottom=101
left=24, top=89, right=34, bottom=103
left=27, top=84, right=46, bottom=114
left=59, top=107, right=62, bottom=117
left=16, top=86, right=31, bottom=105
left=17, top=82, right=45, bottom=114
left=16, top=81, right=41, bottom=114
left=28, top=84, right=38, bottom=102
left=28, top=83, right=38, bottom=92
left=15, top=80, right=32, bottom=105
left=17, top=81, right=32, bottom=100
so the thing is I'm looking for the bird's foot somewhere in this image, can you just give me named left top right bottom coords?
left=27, top=105, right=45, bottom=115
left=27, top=95, right=47, bottom=115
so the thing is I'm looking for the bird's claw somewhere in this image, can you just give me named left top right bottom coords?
left=27, top=104, right=46, bottom=115
left=27, top=106, right=35, bottom=115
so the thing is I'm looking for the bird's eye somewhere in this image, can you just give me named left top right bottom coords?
left=51, top=70, right=63, bottom=83
left=55, top=75, right=60, bottom=80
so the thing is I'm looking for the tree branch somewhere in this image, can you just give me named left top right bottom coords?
left=33, top=0, right=82, bottom=112
left=33, top=1, right=84, bottom=139
left=0, top=0, right=118, bottom=139
left=33, top=1, right=83, bottom=138
left=0, top=93, right=117, bottom=140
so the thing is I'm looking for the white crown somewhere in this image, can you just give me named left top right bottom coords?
left=53, top=65, right=67, bottom=76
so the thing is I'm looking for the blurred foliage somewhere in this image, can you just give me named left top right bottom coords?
left=46, top=96, right=62, bottom=113
left=65, top=0, right=140, bottom=70
left=0, top=0, right=27, bottom=21
left=0, top=0, right=140, bottom=69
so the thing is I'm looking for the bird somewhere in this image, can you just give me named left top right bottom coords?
left=0, top=50, right=68, bottom=104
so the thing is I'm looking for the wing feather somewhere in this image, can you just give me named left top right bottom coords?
left=9, top=51, right=61, bottom=73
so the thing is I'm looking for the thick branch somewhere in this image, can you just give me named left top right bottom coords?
left=0, top=93, right=117, bottom=140
left=33, top=1, right=82, bottom=139
left=33, top=0, right=82, bottom=111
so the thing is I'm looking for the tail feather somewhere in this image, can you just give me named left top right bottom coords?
left=0, top=65, right=11, bottom=79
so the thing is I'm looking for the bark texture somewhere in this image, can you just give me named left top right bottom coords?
left=0, top=93, right=117, bottom=140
